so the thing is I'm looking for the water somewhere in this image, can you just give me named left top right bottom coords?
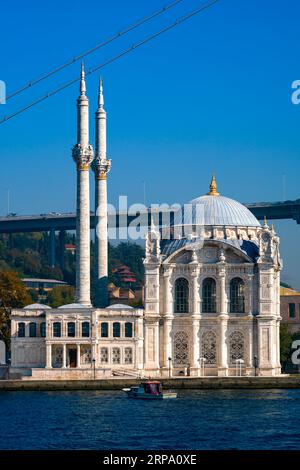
left=0, top=389, right=300, bottom=450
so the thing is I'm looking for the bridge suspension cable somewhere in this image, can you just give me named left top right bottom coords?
left=0, top=0, right=220, bottom=126
left=6, top=0, right=185, bottom=101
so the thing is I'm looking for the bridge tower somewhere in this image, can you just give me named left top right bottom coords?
left=92, top=79, right=111, bottom=307
left=72, top=64, right=94, bottom=306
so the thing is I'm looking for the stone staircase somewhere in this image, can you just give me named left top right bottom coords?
left=112, top=368, right=147, bottom=379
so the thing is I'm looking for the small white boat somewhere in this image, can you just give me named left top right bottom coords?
left=122, top=381, right=177, bottom=399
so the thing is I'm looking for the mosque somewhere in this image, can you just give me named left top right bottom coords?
left=10, top=67, right=282, bottom=379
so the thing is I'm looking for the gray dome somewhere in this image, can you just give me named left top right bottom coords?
left=186, top=194, right=261, bottom=227
left=25, top=303, right=51, bottom=309
left=173, top=176, right=260, bottom=228
left=106, top=304, right=133, bottom=309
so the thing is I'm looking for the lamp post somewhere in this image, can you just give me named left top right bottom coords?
left=254, top=355, right=258, bottom=377
left=168, top=357, right=172, bottom=378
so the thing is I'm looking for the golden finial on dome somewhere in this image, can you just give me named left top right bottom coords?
left=207, top=174, right=220, bottom=196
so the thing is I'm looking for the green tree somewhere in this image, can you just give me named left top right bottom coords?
left=280, top=324, right=292, bottom=370
left=280, top=324, right=300, bottom=373
left=0, top=271, right=32, bottom=348
left=48, top=285, right=75, bottom=308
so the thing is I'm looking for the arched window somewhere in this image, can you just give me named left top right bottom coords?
left=101, top=322, right=108, bottom=338
left=174, top=278, right=189, bottom=313
left=230, top=277, right=245, bottom=313
left=29, top=322, right=36, bottom=337
left=67, top=322, right=76, bottom=337
left=125, top=322, right=133, bottom=338
left=40, top=322, right=46, bottom=338
left=18, top=322, right=25, bottom=338
left=202, top=278, right=217, bottom=313
left=113, top=322, right=121, bottom=338
left=82, top=322, right=90, bottom=338
left=53, top=322, right=61, bottom=338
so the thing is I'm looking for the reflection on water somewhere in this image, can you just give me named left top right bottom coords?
left=0, top=389, right=300, bottom=449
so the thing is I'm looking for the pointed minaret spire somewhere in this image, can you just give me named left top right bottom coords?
left=80, top=62, right=86, bottom=96
left=92, top=77, right=111, bottom=307
left=72, top=65, right=94, bottom=306
left=98, top=77, right=104, bottom=107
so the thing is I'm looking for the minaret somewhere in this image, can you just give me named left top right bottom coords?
left=92, top=78, right=111, bottom=307
left=72, top=63, right=94, bottom=306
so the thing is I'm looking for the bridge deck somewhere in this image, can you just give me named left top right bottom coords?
left=0, top=200, right=299, bottom=233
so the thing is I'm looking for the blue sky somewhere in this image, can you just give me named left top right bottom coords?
left=1, top=0, right=300, bottom=287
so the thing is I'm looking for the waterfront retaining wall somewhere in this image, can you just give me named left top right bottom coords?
left=1, top=376, right=300, bottom=391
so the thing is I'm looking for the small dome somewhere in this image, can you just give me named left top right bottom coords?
left=106, top=304, right=133, bottom=309
left=25, top=303, right=51, bottom=309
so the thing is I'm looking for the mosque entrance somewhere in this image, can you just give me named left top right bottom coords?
left=69, top=349, right=77, bottom=368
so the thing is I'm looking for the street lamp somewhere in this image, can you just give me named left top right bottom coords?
left=168, top=357, right=172, bottom=378
left=254, top=355, right=258, bottom=377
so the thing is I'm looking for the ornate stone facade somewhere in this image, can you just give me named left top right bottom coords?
left=143, top=179, right=282, bottom=377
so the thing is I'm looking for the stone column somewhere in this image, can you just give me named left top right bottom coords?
left=164, top=266, right=173, bottom=316
left=246, top=274, right=254, bottom=372
left=62, top=344, right=67, bottom=369
left=191, top=317, right=200, bottom=372
left=219, top=270, right=227, bottom=315
left=246, top=318, right=253, bottom=369
left=248, top=274, right=254, bottom=316
left=276, top=319, right=281, bottom=369
left=190, top=263, right=200, bottom=372
left=135, top=316, right=144, bottom=372
left=154, top=320, right=160, bottom=369
left=191, top=267, right=200, bottom=314
left=163, top=266, right=173, bottom=371
left=46, top=343, right=52, bottom=368
left=77, top=344, right=81, bottom=368
left=163, top=318, right=173, bottom=369
left=218, top=266, right=228, bottom=376
left=219, top=315, right=228, bottom=376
